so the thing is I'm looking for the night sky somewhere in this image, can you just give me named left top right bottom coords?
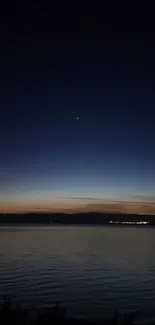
left=1, top=3, right=155, bottom=213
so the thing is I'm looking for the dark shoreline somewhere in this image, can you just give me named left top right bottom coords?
left=1, top=297, right=155, bottom=325
left=0, top=212, right=155, bottom=226
left=0, top=224, right=155, bottom=228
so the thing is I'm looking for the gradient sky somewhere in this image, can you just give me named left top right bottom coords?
left=0, top=3, right=155, bottom=213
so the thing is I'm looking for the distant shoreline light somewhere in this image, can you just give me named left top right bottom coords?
left=108, top=221, right=149, bottom=225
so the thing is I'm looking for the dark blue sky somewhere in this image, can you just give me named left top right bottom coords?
left=0, top=3, right=155, bottom=212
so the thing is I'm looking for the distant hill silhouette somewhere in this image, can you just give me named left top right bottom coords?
left=0, top=212, right=155, bottom=225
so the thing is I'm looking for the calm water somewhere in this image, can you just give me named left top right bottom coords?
left=0, top=226, right=155, bottom=321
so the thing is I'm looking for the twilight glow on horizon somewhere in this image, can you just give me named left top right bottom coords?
left=1, top=178, right=155, bottom=214
left=1, top=4, right=155, bottom=215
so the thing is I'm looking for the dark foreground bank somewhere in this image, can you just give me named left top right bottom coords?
left=0, top=297, right=155, bottom=325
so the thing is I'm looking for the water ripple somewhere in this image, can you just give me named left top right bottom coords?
left=0, top=226, right=155, bottom=321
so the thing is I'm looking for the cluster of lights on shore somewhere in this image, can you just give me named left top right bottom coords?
left=109, top=221, right=149, bottom=225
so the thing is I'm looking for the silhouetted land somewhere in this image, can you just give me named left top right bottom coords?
left=1, top=296, right=155, bottom=325
left=0, top=212, right=155, bottom=225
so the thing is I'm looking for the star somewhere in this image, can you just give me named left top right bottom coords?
left=76, top=116, right=79, bottom=120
